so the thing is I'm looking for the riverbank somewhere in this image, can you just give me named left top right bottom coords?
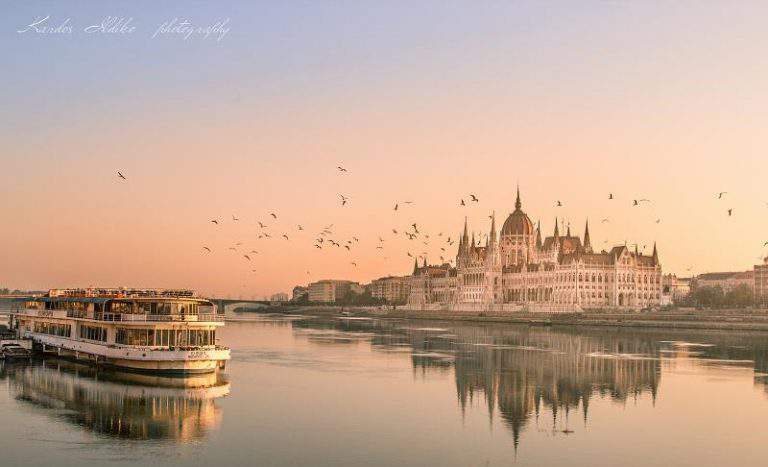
left=253, top=305, right=768, bottom=332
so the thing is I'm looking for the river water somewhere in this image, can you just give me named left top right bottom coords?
left=1, top=313, right=768, bottom=466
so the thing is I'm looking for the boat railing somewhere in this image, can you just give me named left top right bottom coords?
left=98, top=313, right=224, bottom=322
left=16, top=308, right=225, bottom=323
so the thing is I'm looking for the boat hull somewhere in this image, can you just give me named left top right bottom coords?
left=28, top=333, right=229, bottom=375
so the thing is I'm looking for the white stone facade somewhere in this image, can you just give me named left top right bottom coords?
left=407, top=189, right=662, bottom=312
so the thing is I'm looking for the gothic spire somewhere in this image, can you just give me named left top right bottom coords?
left=413, top=257, right=419, bottom=275
left=554, top=218, right=560, bottom=238
left=423, top=256, right=428, bottom=268
left=536, top=220, right=542, bottom=249
left=515, top=184, right=522, bottom=211
left=489, top=211, right=497, bottom=243
left=652, top=242, right=659, bottom=265
left=583, top=219, right=591, bottom=252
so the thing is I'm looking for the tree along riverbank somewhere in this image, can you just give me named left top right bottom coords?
left=246, top=305, right=768, bottom=332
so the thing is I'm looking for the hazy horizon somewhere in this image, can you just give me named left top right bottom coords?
left=2, top=2, right=768, bottom=297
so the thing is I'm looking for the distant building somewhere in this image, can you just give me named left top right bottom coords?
left=755, top=258, right=768, bottom=307
left=270, top=293, right=289, bottom=303
left=307, top=280, right=361, bottom=303
left=662, top=274, right=692, bottom=305
left=367, top=276, right=409, bottom=304
left=292, top=286, right=308, bottom=301
left=695, top=271, right=754, bottom=293
left=407, top=188, right=662, bottom=311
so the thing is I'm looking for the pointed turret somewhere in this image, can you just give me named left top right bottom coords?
left=652, top=242, right=659, bottom=265
left=553, top=218, right=560, bottom=239
left=423, top=257, right=428, bottom=268
left=413, top=257, right=419, bottom=275
left=536, top=220, right=542, bottom=249
left=489, top=211, right=497, bottom=244
left=583, top=219, right=592, bottom=253
left=566, top=222, right=571, bottom=237
left=471, top=231, right=476, bottom=250
left=515, top=184, right=522, bottom=211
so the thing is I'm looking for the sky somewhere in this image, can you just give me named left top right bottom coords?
left=1, top=1, right=768, bottom=298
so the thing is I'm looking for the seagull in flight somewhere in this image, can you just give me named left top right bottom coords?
left=282, top=234, right=289, bottom=240
left=470, top=194, right=479, bottom=202
left=608, top=193, right=613, bottom=200
left=270, top=212, right=278, bottom=219
left=211, top=219, right=219, bottom=225
left=556, top=200, right=563, bottom=207
left=337, top=166, right=348, bottom=173
left=633, top=199, right=650, bottom=206
left=460, top=199, right=466, bottom=206
left=727, top=208, right=733, bottom=216
left=298, top=225, right=304, bottom=230
left=202, top=246, right=211, bottom=252
left=601, top=218, right=610, bottom=223
left=394, top=203, right=398, bottom=211
left=717, top=192, right=728, bottom=199
left=243, top=255, right=251, bottom=261
left=117, top=171, right=126, bottom=180
left=314, top=244, right=322, bottom=249
left=339, top=194, right=349, bottom=206
left=350, top=262, right=357, bottom=267
left=232, top=215, right=239, bottom=221
left=411, top=223, right=419, bottom=233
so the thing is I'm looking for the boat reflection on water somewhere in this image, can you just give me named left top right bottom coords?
left=2, top=359, right=229, bottom=441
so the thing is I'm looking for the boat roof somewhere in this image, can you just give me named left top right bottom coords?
left=30, top=296, right=214, bottom=304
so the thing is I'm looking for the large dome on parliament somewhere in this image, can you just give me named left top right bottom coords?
left=500, top=188, right=534, bottom=236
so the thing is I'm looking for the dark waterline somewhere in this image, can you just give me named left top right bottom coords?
left=1, top=313, right=768, bottom=466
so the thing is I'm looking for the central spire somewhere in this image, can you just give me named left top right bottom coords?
left=515, top=184, right=522, bottom=211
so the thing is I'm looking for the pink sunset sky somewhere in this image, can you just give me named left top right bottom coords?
left=1, top=2, right=767, bottom=297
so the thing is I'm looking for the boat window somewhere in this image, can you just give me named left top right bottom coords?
left=33, top=322, right=71, bottom=337
left=79, top=324, right=107, bottom=342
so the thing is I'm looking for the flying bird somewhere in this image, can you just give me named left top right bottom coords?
left=717, top=192, right=728, bottom=199
left=344, top=245, right=350, bottom=250
left=608, top=193, right=613, bottom=200
left=351, top=262, right=357, bottom=267
left=314, top=244, right=322, bottom=249
left=243, top=255, right=251, bottom=261
left=270, top=212, right=277, bottom=219
left=556, top=200, right=563, bottom=207
left=460, top=199, right=466, bottom=206
left=202, top=247, right=211, bottom=252
left=282, top=234, right=289, bottom=240
left=727, top=208, right=733, bottom=216
left=298, top=225, right=304, bottom=230
left=339, top=194, right=349, bottom=206
left=353, top=237, right=359, bottom=242
left=117, top=171, right=126, bottom=180
left=258, top=221, right=266, bottom=228
left=249, top=250, right=258, bottom=254
left=211, top=219, right=219, bottom=225
left=601, top=218, right=610, bottom=223
left=394, top=204, right=398, bottom=211
left=470, top=194, right=479, bottom=202
left=232, top=215, right=239, bottom=221
left=337, top=166, right=348, bottom=173
left=411, top=223, right=419, bottom=233
left=633, top=199, right=650, bottom=206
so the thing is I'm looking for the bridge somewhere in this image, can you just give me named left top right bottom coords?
left=212, top=299, right=273, bottom=314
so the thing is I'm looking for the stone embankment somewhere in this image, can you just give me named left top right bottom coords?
left=256, top=305, right=768, bottom=332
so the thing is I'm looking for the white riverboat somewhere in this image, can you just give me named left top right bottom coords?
left=11, top=288, right=230, bottom=374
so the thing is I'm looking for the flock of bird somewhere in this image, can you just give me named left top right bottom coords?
left=116, top=168, right=766, bottom=278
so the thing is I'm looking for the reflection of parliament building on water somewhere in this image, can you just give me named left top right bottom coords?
left=407, top=188, right=662, bottom=311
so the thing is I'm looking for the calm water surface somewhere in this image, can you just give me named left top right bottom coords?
left=2, top=313, right=768, bottom=466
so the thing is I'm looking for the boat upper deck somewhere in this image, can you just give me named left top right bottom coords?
left=14, top=288, right=224, bottom=324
